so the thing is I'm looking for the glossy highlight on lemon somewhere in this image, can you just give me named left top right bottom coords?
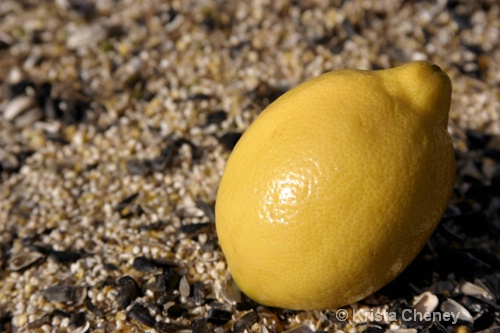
left=215, top=61, right=455, bottom=310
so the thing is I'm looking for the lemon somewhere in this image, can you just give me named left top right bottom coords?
left=215, top=61, right=455, bottom=310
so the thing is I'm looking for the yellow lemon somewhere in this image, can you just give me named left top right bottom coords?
left=215, top=61, right=455, bottom=310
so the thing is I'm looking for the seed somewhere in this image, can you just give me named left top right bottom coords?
left=117, top=276, right=141, bottom=310
left=8, top=252, right=44, bottom=271
left=128, top=304, right=156, bottom=328
left=207, top=309, right=232, bottom=325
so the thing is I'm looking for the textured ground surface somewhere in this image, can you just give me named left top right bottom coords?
left=0, top=0, right=499, bottom=332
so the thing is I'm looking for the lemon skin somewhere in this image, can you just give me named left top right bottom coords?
left=215, top=61, right=455, bottom=310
